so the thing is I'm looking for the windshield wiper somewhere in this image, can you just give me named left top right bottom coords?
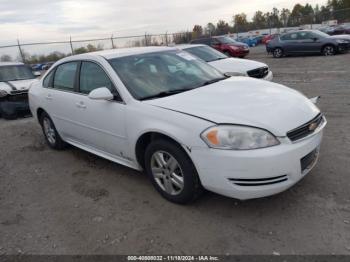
left=140, top=88, right=193, bottom=101
left=199, top=77, right=228, bottom=87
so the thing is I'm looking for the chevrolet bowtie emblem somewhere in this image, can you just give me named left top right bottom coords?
left=309, top=122, right=318, bottom=131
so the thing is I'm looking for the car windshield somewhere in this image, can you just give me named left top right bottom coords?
left=312, top=30, right=330, bottom=38
left=0, top=65, right=35, bottom=82
left=184, top=46, right=228, bottom=62
left=216, top=37, right=236, bottom=44
left=109, top=50, right=225, bottom=100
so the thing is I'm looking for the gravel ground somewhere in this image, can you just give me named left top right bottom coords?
left=0, top=46, right=349, bottom=255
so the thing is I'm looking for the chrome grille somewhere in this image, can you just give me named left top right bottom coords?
left=247, top=67, right=269, bottom=79
left=287, top=114, right=324, bottom=142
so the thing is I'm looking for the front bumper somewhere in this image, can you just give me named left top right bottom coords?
left=338, top=43, right=350, bottom=52
left=190, top=127, right=325, bottom=200
left=263, top=70, right=273, bottom=81
left=232, top=49, right=250, bottom=57
left=0, top=92, right=30, bottom=117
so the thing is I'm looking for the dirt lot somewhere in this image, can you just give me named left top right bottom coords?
left=0, top=46, right=349, bottom=255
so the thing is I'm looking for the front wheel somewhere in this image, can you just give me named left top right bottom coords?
left=273, top=48, right=283, bottom=58
left=40, top=112, right=67, bottom=150
left=144, top=139, right=203, bottom=204
left=322, top=45, right=336, bottom=56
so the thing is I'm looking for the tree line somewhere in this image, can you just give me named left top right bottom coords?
left=0, top=43, right=104, bottom=64
left=190, top=0, right=350, bottom=38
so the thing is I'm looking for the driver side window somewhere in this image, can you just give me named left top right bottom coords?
left=79, top=62, right=114, bottom=95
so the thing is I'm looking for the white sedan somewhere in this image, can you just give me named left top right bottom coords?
left=178, top=44, right=273, bottom=81
left=29, top=46, right=326, bottom=204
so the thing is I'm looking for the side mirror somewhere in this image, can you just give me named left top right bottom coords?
left=33, top=71, right=41, bottom=77
left=88, top=87, right=114, bottom=101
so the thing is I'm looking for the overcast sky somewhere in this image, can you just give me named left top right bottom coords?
left=0, top=0, right=327, bottom=43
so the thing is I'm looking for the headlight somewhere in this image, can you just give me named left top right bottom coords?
left=201, top=125, right=280, bottom=150
left=225, top=72, right=247, bottom=77
left=0, top=90, right=8, bottom=98
left=336, top=39, right=348, bottom=43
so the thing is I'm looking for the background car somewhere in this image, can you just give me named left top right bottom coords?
left=191, top=36, right=250, bottom=58
left=42, top=62, right=55, bottom=71
left=178, top=44, right=273, bottom=81
left=262, top=34, right=279, bottom=45
left=235, top=36, right=259, bottom=47
left=266, top=30, right=350, bottom=58
left=331, top=24, right=350, bottom=35
left=0, top=62, right=37, bottom=119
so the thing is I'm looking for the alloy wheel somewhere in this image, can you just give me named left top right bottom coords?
left=324, top=46, right=335, bottom=56
left=274, top=48, right=283, bottom=58
left=43, top=117, right=56, bottom=145
left=150, top=151, right=184, bottom=196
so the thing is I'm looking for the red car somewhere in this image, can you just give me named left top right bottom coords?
left=262, top=34, right=279, bottom=45
left=190, top=36, right=250, bottom=58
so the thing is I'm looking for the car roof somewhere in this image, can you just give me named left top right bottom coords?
left=0, top=62, right=24, bottom=67
left=61, top=46, right=178, bottom=62
left=176, top=44, right=206, bottom=50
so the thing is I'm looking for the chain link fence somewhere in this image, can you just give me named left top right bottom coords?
left=0, top=8, right=349, bottom=64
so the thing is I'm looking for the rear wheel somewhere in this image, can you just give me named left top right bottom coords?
left=40, top=112, right=67, bottom=150
left=322, top=45, right=336, bottom=56
left=144, top=139, right=203, bottom=204
left=273, top=47, right=283, bottom=58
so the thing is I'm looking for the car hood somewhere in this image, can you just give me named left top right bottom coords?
left=328, top=35, right=350, bottom=41
left=143, top=77, right=320, bottom=136
left=0, top=78, right=38, bottom=94
left=209, top=58, right=268, bottom=74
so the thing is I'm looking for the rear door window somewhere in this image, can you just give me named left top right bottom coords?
left=53, top=62, right=79, bottom=91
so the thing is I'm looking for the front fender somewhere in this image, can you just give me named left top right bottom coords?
left=124, top=103, right=213, bottom=162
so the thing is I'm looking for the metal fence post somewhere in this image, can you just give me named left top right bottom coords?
left=69, top=36, right=74, bottom=55
left=17, top=39, right=25, bottom=63
left=111, top=34, right=115, bottom=49
left=145, top=33, right=147, bottom=46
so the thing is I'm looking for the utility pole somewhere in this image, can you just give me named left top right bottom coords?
left=111, top=34, right=115, bottom=49
left=69, top=36, right=74, bottom=55
left=17, top=39, right=25, bottom=63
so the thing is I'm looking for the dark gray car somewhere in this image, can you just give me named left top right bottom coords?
left=266, top=30, right=350, bottom=58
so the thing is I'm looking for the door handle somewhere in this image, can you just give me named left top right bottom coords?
left=76, top=102, right=87, bottom=109
left=46, top=94, right=53, bottom=100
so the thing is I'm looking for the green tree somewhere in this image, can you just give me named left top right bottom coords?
left=233, top=13, right=249, bottom=33
left=280, top=8, right=291, bottom=27
left=216, top=20, right=231, bottom=35
left=192, top=25, right=203, bottom=39
left=0, top=54, right=13, bottom=62
left=205, top=23, right=216, bottom=36
left=252, top=11, right=267, bottom=29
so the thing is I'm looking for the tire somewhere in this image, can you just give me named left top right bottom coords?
left=273, top=48, right=284, bottom=58
left=322, top=45, right=336, bottom=56
left=144, top=139, right=203, bottom=204
left=39, top=112, right=67, bottom=150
